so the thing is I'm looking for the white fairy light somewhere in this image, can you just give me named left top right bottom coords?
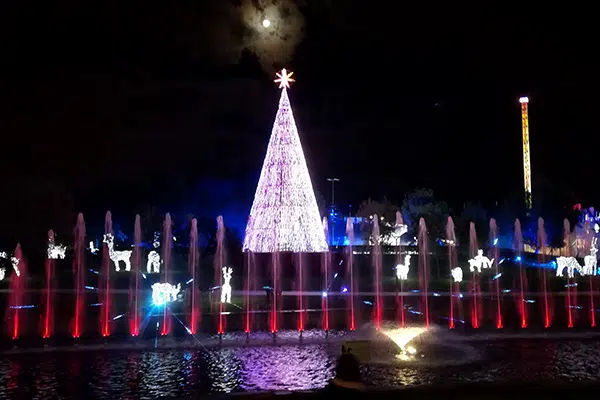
left=583, top=237, right=598, bottom=275
left=0, top=268, right=5, bottom=281
left=451, top=267, right=463, bottom=283
left=89, top=241, right=99, bottom=254
left=556, top=256, right=585, bottom=278
left=221, top=266, right=233, bottom=303
left=395, top=254, right=411, bottom=281
left=11, top=257, right=20, bottom=277
left=151, top=282, right=181, bottom=306
left=468, top=249, right=494, bottom=274
left=243, top=69, right=328, bottom=253
left=103, top=233, right=132, bottom=272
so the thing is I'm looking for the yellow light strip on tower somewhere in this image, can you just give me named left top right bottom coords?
left=519, top=97, right=532, bottom=209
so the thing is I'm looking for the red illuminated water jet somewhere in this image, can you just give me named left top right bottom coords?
left=537, top=218, right=552, bottom=328
left=215, top=216, right=227, bottom=334
left=395, top=212, right=405, bottom=328
left=296, top=252, right=306, bottom=332
left=72, top=213, right=86, bottom=338
left=321, top=217, right=330, bottom=331
left=469, top=222, right=481, bottom=329
left=43, top=230, right=56, bottom=339
left=188, top=218, right=199, bottom=334
left=372, top=215, right=383, bottom=330
left=446, top=217, right=458, bottom=329
left=130, top=215, right=142, bottom=336
left=270, top=251, right=281, bottom=333
left=243, top=250, right=256, bottom=333
left=489, top=219, right=503, bottom=328
left=161, top=213, right=173, bottom=335
left=345, top=218, right=356, bottom=331
left=514, top=219, right=528, bottom=328
left=8, top=244, right=27, bottom=339
left=100, top=211, right=113, bottom=337
left=418, top=218, right=430, bottom=327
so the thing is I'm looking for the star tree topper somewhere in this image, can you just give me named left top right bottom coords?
left=274, top=68, right=295, bottom=89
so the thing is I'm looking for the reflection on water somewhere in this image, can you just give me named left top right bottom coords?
left=1, top=338, right=600, bottom=399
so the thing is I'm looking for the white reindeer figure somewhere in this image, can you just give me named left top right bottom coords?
left=47, top=238, right=66, bottom=260
left=221, top=266, right=233, bottom=304
left=147, top=240, right=162, bottom=273
left=451, top=267, right=463, bottom=283
left=103, top=233, right=132, bottom=272
left=583, top=237, right=598, bottom=276
left=151, top=282, right=181, bottom=306
left=468, top=249, right=494, bottom=274
left=395, top=255, right=411, bottom=281
left=556, top=256, right=585, bottom=278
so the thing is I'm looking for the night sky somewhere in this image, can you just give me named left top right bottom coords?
left=0, top=1, right=598, bottom=247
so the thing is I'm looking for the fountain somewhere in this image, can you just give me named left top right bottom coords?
left=537, top=217, right=552, bottom=328
left=371, top=215, right=383, bottom=330
left=100, top=211, right=113, bottom=337
left=43, top=230, right=57, bottom=339
left=243, top=244, right=256, bottom=333
left=130, top=215, right=142, bottom=336
left=469, top=222, right=481, bottom=328
left=215, top=216, right=226, bottom=334
left=188, top=218, right=199, bottom=334
left=270, top=251, right=281, bottom=333
left=418, top=218, right=430, bottom=327
left=489, top=218, right=502, bottom=328
left=446, top=217, right=460, bottom=329
left=345, top=217, right=356, bottom=331
left=161, top=213, right=173, bottom=335
left=295, top=250, right=306, bottom=333
left=514, top=219, right=528, bottom=328
left=395, top=211, right=405, bottom=328
left=8, top=244, right=27, bottom=339
left=72, top=213, right=86, bottom=338
left=321, top=217, right=330, bottom=332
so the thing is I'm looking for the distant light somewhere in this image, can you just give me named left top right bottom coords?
left=322, top=291, right=328, bottom=298
left=262, top=19, right=270, bottom=28
left=333, top=273, right=339, bottom=278
left=493, top=238, right=499, bottom=246
left=519, top=96, right=529, bottom=103
left=515, top=256, right=522, bottom=262
left=341, top=286, right=348, bottom=293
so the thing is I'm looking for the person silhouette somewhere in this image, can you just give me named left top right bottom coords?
left=324, top=345, right=363, bottom=394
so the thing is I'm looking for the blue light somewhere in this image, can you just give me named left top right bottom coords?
left=411, top=289, right=420, bottom=293
left=433, top=292, right=441, bottom=297
left=142, top=273, right=147, bottom=279
left=322, top=291, right=328, bottom=298
left=186, top=278, right=194, bottom=284
left=9, top=305, right=36, bottom=309
left=112, top=314, right=124, bottom=320
left=89, top=269, right=99, bottom=275
left=85, top=286, right=97, bottom=290
left=341, top=287, right=348, bottom=293
left=515, top=256, right=522, bottom=262
left=492, top=273, right=502, bottom=280
left=363, top=301, right=373, bottom=306
left=493, top=238, right=499, bottom=246
left=333, top=273, right=339, bottom=279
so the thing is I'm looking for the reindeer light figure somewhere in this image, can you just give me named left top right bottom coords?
left=451, top=267, right=463, bottom=283
left=583, top=237, right=598, bottom=276
left=395, top=254, right=411, bottom=281
left=47, top=238, right=66, bottom=260
left=103, top=233, right=132, bottom=272
left=147, top=238, right=162, bottom=274
left=556, top=256, right=585, bottom=278
left=468, top=249, right=494, bottom=274
left=151, top=282, right=181, bottom=306
left=221, top=266, right=233, bottom=304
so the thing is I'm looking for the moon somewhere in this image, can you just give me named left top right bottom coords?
left=262, top=19, right=271, bottom=28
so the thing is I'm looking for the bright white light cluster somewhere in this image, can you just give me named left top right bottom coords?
left=468, top=249, right=494, bottom=274
left=0, top=252, right=5, bottom=281
left=557, top=256, right=585, bottom=278
left=451, top=267, right=463, bottom=283
left=583, top=237, right=598, bottom=275
left=395, top=255, right=411, bottom=281
left=103, top=233, right=132, bottom=272
left=221, top=266, right=233, bottom=304
left=89, top=241, right=99, bottom=254
left=151, top=282, right=180, bottom=306
left=0, top=252, right=21, bottom=279
left=47, top=239, right=66, bottom=260
left=11, top=257, right=20, bottom=277
left=243, top=70, right=328, bottom=253
left=381, top=327, right=426, bottom=361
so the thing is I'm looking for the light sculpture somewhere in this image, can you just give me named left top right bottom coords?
left=556, top=256, right=585, bottom=278
left=451, top=267, right=463, bottom=283
left=221, top=266, right=233, bottom=304
left=395, top=255, right=411, bottom=281
left=147, top=239, right=162, bottom=273
left=47, top=237, right=66, bottom=260
left=468, top=249, right=494, bottom=274
left=103, top=233, right=132, bottom=272
left=151, top=282, right=181, bottom=306
left=243, top=68, right=328, bottom=253
left=11, top=257, right=20, bottom=277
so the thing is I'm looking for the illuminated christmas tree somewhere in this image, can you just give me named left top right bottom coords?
left=243, top=69, right=328, bottom=253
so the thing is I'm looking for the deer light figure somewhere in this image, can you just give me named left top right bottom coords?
left=556, top=256, right=585, bottom=278
left=395, top=254, right=411, bottom=281
left=583, top=238, right=598, bottom=276
left=221, top=266, right=233, bottom=304
left=468, top=249, right=494, bottom=274
left=103, top=233, right=132, bottom=272
left=451, top=267, right=463, bottom=283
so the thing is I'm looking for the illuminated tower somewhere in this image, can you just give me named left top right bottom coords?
left=243, top=69, right=328, bottom=253
left=519, top=96, right=532, bottom=210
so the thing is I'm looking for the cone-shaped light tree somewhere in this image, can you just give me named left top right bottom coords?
left=243, top=69, right=328, bottom=253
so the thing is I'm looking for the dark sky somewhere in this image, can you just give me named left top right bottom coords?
left=0, top=1, right=598, bottom=245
